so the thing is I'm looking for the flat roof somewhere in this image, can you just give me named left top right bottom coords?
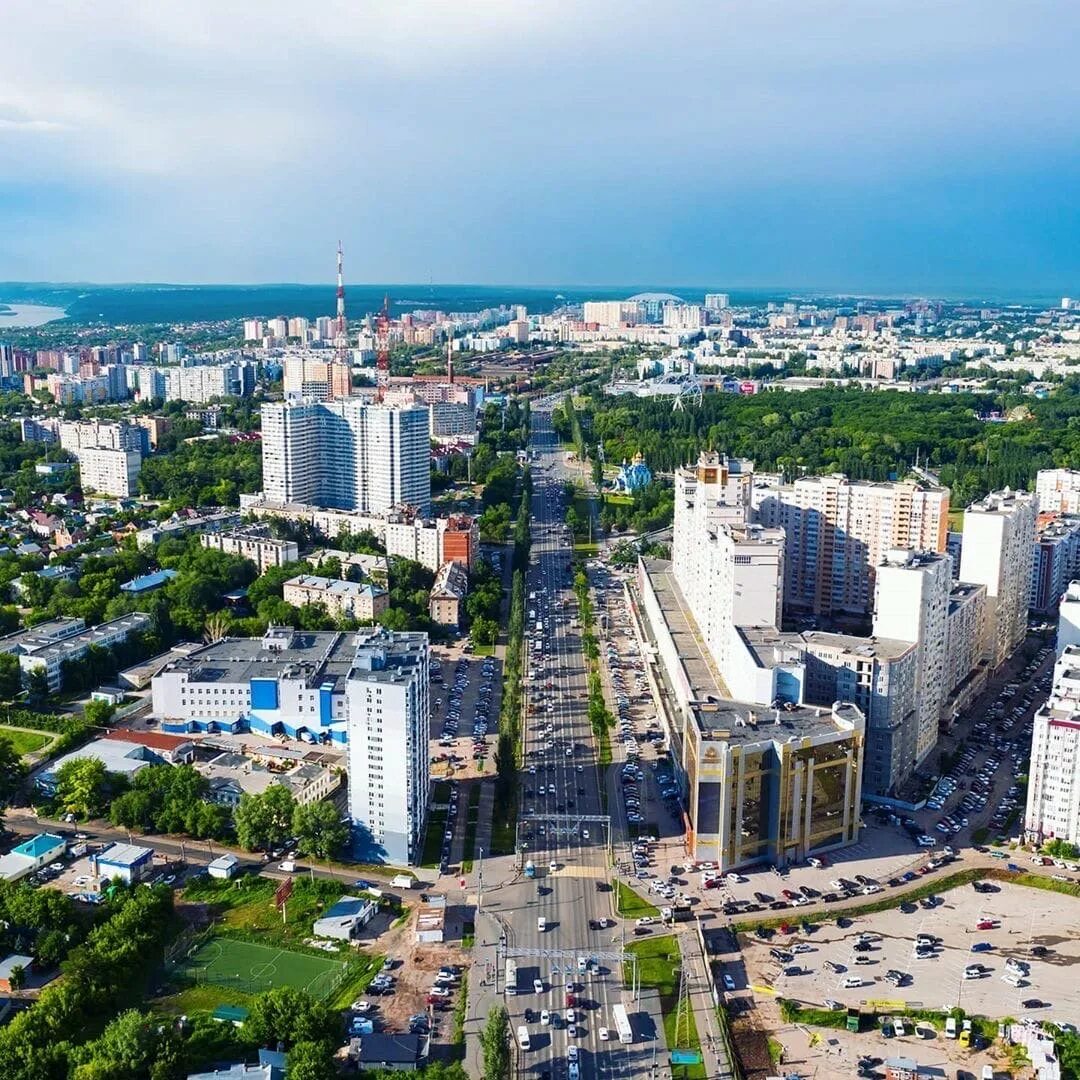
left=638, top=559, right=730, bottom=702
left=802, top=629, right=915, bottom=661
left=12, top=834, right=65, bottom=859
left=640, top=559, right=862, bottom=745
left=97, top=842, right=153, bottom=866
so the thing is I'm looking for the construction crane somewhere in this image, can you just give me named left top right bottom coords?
left=375, top=292, right=391, bottom=398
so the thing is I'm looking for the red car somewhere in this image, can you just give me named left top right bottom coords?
left=779, top=923, right=793, bottom=935
left=976, top=920, right=999, bottom=930
left=703, top=878, right=721, bottom=890
left=782, top=889, right=798, bottom=900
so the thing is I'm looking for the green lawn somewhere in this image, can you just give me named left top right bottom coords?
left=613, top=879, right=660, bottom=918
left=152, top=982, right=255, bottom=1016
left=472, top=644, right=495, bottom=657
left=183, top=875, right=350, bottom=952
left=0, top=726, right=52, bottom=755
left=626, top=935, right=704, bottom=1079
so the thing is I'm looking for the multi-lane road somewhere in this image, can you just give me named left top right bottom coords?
left=477, top=407, right=653, bottom=1079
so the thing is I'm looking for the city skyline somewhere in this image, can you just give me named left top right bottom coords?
left=2, top=1, right=1078, bottom=292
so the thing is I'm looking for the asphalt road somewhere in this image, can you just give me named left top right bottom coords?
left=477, top=409, right=650, bottom=1080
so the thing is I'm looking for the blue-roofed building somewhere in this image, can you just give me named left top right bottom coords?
left=188, top=1049, right=285, bottom=1080
left=92, top=842, right=154, bottom=885
left=120, top=569, right=179, bottom=594
left=313, top=894, right=378, bottom=940
left=0, top=833, right=66, bottom=882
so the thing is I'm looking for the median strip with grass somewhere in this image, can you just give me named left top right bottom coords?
left=626, top=935, right=705, bottom=1080
left=613, top=879, right=660, bottom=919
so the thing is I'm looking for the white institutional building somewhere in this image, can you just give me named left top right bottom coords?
left=261, top=399, right=431, bottom=515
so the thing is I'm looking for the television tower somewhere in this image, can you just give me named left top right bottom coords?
left=334, top=241, right=347, bottom=361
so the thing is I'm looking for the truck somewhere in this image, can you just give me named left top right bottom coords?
left=504, top=960, right=519, bottom=996
left=391, top=874, right=415, bottom=889
left=662, top=900, right=692, bottom=924
left=612, top=1003, right=633, bottom=1044
left=524, top=860, right=536, bottom=879
left=846, top=1007, right=861, bottom=1033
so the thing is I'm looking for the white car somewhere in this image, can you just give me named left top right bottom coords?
left=636, top=916, right=655, bottom=926
left=722, top=974, right=736, bottom=991
left=533, top=979, right=544, bottom=993
left=540, top=1010, right=551, bottom=1025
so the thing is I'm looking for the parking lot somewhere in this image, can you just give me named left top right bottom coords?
left=737, top=881, right=1080, bottom=1028
left=429, top=646, right=501, bottom=782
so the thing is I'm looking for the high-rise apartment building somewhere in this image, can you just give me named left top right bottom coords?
left=673, top=454, right=783, bottom=678
left=1024, top=645, right=1080, bottom=848
left=1035, top=468, right=1080, bottom=515
left=1030, top=514, right=1080, bottom=614
left=752, top=475, right=950, bottom=617
left=873, top=548, right=952, bottom=765
left=261, top=399, right=430, bottom=515
left=582, top=300, right=644, bottom=327
left=283, top=356, right=352, bottom=401
left=705, top=293, right=730, bottom=311
left=959, top=490, right=1037, bottom=670
left=1058, top=581, right=1080, bottom=657
left=78, top=448, right=142, bottom=497
left=346, top=628, right=429, bottom=865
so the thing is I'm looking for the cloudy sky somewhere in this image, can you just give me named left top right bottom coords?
left=2, top=0, right=1078, bottom=292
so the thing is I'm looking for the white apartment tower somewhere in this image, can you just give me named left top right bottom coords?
left=873, top=548, right=952, bottom=765
left=345, top=629, right=430, bottom=865
left=1059, top=581, right=1080, bottom=657
left=1024, top=645, right=1080, bottom=847
left=261, top=399, right=430, bottom=515
left=752, top=475, right=950, bottom=617
left=959, top=489, right=1037, bottom=670
left=1036, top=468, right=1080, bottom=516
left=673, top=454, right=783, bottom=679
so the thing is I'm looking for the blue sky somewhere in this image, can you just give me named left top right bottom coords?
left=1, top=0, right=1078, bottom=293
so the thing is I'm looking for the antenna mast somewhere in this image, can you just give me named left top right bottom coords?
left=334, top=241, right=347, bottom=362
left=375, top=292, right=391, bottom=399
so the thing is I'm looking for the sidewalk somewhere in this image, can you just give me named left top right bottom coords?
left=677, top=931, right=737, bottom=1080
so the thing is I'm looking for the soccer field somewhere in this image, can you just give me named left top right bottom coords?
left=175, top=935, right=350, bottom=999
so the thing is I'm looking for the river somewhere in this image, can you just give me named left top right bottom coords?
left=0, top=302, right=68, bottom=327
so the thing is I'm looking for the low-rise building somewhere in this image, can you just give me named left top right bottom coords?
left=429, top=562, right=468, bottom=628
left=136, top=509, right=243, bottom=549
left=312, top=895, right=378, bottom=940
left=308, top=549, right=389, bottom=584
left=0, top=834, right=67, bottom=883
left=120, top=569, right=179, bottom=595
left=282, top=574, right=388, bottom=622
left=37, top=738, right=166, bottom=795
left=93, top=842, right=154, bottom=884
left=207, top=854, right=239, bottom=879
left=15, top=613, right=151, bottom=692
left=384, top=511, right=479, bottom=572
left=200, top=527, right=300, bottom=572
left=0, top=955, right=33, bottom=992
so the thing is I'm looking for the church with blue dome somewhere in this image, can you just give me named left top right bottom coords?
left=612, top=452, right=653, bottom=494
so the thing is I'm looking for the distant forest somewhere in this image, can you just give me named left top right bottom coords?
left=555, top=382, right=1080, bottom=506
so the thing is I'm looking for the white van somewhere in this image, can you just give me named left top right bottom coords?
left=517, top=1026, right=531, bottom=1050
left=538, top=917, right=547, bottom=932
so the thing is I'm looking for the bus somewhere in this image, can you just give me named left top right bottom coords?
left=505, top=960, right=519, bottom=996
left=612, top=1003, right=633, bottom=1044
